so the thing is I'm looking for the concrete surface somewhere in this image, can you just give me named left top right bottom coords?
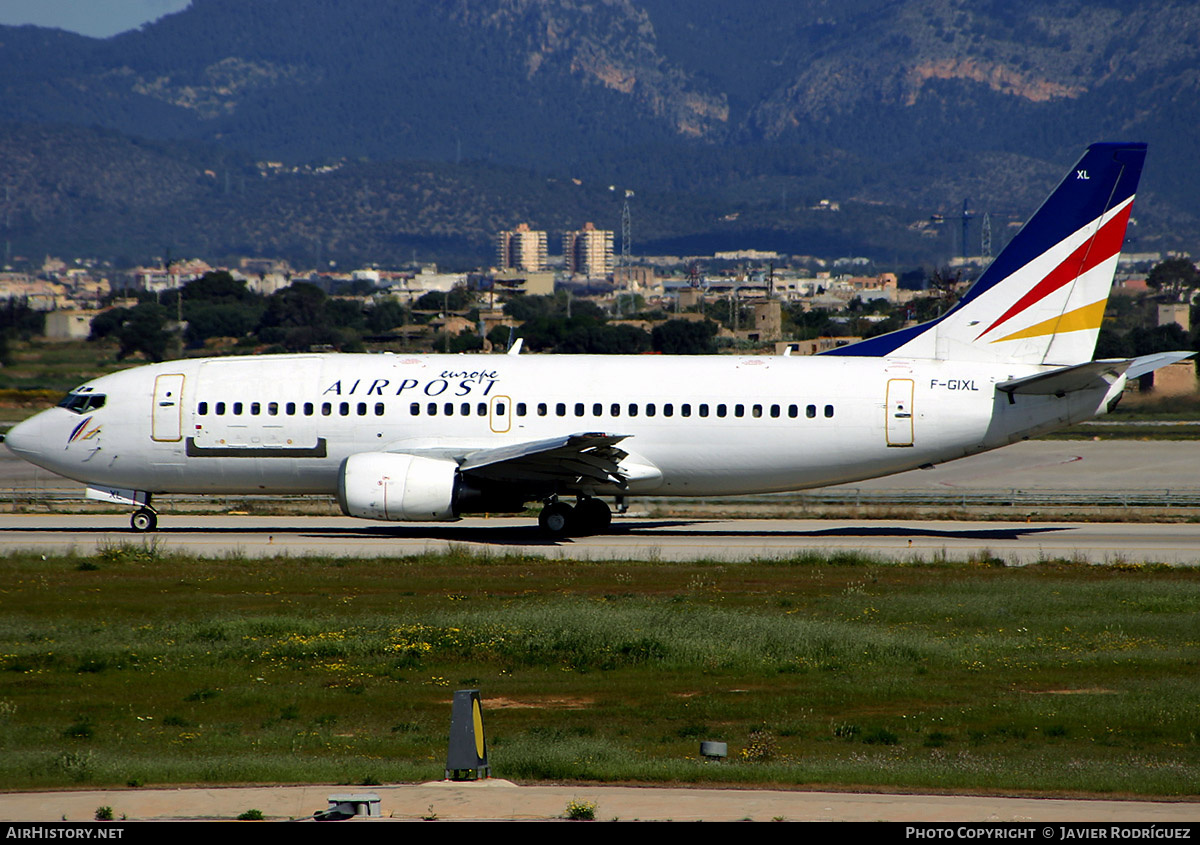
left=1, top=781, right=1196, bottom=823
left=0, top=513, right=1199, bottom=563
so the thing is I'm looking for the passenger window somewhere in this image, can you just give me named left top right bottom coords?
left=752, top=404, right=762, bottom=418
left=681, top=404, right=691, bottom=418
left=339, top=402, right=350, bottom=416
left=215, top=402, right=226, bottom=416
left=375, top=403, right=385, bottom=416
left=322, top=402, right=331, bottom=416
left=269, top=402, right=279, bottom=416
left=806, top=404, right=816, bottom=418
left=556, top=403, right=566, bottom=416
left=303, top=402, right=314, bottom=416
left=479, top=403, right=488, bottom=416
left=788, top=404, right=798, bottom=418
left=234, top=402, right=244, bottom=415
left=251, top=402, right=260, bottom=415
left=410, top=402, right=420, bottom=415
left=717, top=404, right=727, bottom=418
left=628, top=404, right=638, bottom=417
left=734, top=404, right=744, bottom=418
left=574, top=403, right=584, bottom=417
left=286, top=402, right=296, bottom=415
left=357, top=402, right=367, bottom=416
left=516, top=403, right=527, bottom=416
left=496, top=402, right=506, bottom=416
left=444, top=403, right=454, bottom=416
left=699, top=404, right=708, bottom=417
left=427, top=403, right=437, bottom=416
left=461, top=402, right=471, bottom=416
left=592, top=403, right=602, bottom=416
left=770, top=404, right=780, bottom=418
left=825, top=404, right=834, bottom=418
left=663, top=403, right=674, bottom=417
left=198, top=402, right=208, bottom=415
left=646, top=403, right=656, bottom=417
left=537, top=403, right=548, bottom=417
left=610, top=403, right=620, bottom=417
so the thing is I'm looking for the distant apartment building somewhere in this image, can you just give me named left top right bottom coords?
left=496, top=223, right=548, bottom=272
left=134, top=258, right=213, bottom=293
left=563, top=222, right=613, bottom=278
left=0, top=274, right=68, bottom=310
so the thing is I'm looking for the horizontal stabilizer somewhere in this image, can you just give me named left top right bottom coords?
left=1123, top=350, right=1196, bottom=380
left=996, top=351, right=1195, bottom=399
left=996, top=360, right=1131, bottom=398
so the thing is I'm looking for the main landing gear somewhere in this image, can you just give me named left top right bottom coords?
left=130, top=505, right=158, bottom=533
left=537, top=496, right=613, bottom=538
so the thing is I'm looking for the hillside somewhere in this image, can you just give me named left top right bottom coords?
left=0, top=0, right=1196, bottom=265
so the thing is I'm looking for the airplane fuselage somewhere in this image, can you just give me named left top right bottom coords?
left=6, top=352, right=1121, bottom=501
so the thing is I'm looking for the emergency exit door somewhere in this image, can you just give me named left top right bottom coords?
left=885, top=378, right=914, bottom=447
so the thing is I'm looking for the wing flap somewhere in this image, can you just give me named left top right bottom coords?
left=459, top=432, right=636, bottom=487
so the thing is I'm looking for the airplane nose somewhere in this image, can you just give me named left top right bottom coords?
left=4, top=414, right=45, bottom=460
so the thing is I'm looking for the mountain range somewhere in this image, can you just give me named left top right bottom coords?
left=0, top=0, right=1197, bottom=268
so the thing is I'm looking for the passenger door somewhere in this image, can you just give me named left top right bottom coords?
left=151, top=374, right=185, bottom=442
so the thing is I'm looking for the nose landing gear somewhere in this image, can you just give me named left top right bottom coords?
left=130, top=506, right=158, bottom=532
left=84, top=487, right=158, bottom=533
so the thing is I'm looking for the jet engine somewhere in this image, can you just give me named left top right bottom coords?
left=337, top=452, right=460, bottom=521
left=337, top=451, right=527, bottom=521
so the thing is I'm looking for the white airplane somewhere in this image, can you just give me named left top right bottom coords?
left=3, top=142, right=1190, bottom=536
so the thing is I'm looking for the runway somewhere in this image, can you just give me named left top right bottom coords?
left=2, top=439, right=1200, bottom=562
left=2, top=513, right=1199, bottom=563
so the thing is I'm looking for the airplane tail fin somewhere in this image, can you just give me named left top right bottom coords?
left=823, top=143, right=1147, bottom=365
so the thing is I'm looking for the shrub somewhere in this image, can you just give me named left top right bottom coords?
left=741, top=729, right=779, bottom=762
left=565, top=798, right=596, bottom=820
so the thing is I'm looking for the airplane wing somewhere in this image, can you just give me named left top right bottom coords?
left=459, top=432, right=631, bottom=486
left=384, top=432, right=651, bottom=489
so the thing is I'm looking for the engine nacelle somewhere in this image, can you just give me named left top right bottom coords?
left=337, top=452, right=460, bottom=522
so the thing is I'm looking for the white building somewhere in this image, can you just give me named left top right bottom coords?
left=496, top=223, right=549, bottom=272
left=563, top=222, right=613, bottom=278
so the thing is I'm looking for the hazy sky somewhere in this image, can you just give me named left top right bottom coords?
left=0, top=0, right=192, bottom=39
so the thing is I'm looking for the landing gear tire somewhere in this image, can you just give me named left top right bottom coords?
left=573, top=498, right=612, bottom=536
left=538, top=501, right=575, bottom=537
left=130, top=508, right=158, bottom=533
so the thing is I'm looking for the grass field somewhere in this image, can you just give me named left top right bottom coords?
left=0, top=545, right=1197, bottom=797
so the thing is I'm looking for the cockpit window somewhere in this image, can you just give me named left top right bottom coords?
left=58, top=392, right=106, bottom=414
